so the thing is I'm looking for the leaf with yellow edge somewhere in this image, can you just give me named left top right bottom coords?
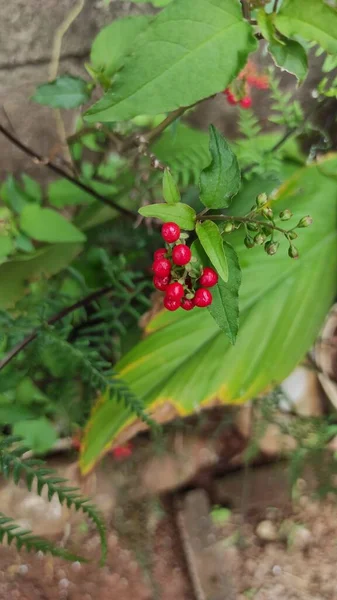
left=80, top=158, right=337, bottom=474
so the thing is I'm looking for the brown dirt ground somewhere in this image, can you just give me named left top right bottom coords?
left=0, top=484, right=337, bottom=599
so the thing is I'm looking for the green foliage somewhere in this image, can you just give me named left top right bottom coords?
left=275, top=0, right=337, bottom=55
left=196, top=221, right=229, bottom=283
left=0, top=436, right=107, bottom=563
left=139, top=202, right=196, bottom=229
left=13, top=418, right=57, bottom=454
left=162, top=169, right=181, bottom=205
left=269, top=39, right=308, bottom=82
left=32, top=76, right=92, bottom=109
left=152, top=125, right=210, bottom=186
left=199, top=126, right=241, bottom=209
left=85, top=0, right=257, bottom=122
left=20, top=205, right=86, bottom=243
left=90, top=16, right=150, bottom=80
left=81, top=158, right=337, bottom=472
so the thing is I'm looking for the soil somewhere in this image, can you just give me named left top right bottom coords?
left=0, top=475, right=336, bottom=599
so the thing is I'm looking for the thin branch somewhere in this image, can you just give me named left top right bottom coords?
left=0, top=123, right=136, bottom=219
left=240, top=0, right=250, bottom=20
left=198, top=214, right=289, bottom=236
left=273, top=0, right=280, bottom=12
left=0, top=286, right=113, bottom=372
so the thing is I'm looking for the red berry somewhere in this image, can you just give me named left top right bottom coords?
left=172, top=244, right=191, bottom=266
left=164, top=296, right=180, bottom=311
left=226, top=92, right=238, bottom=105
left=166, top=281, right=184, bottom=300
left=162, top=222, right=180, bottom=243
left=199, top=267, right=218, bottom=288
left=152, top=258, right=171, bottom=277
left=112, top=444, right=133, bottom=460
left=181, top=297, right=195, bottom=311
left=240, top=96, right=252, bottom=109
left=223, top=88, right=230, bottom=96
left=154, top=247, right=167, bottom=261
left=153, top=275, right=169, bottom=291
left=194, top=288, right=212, bottom=308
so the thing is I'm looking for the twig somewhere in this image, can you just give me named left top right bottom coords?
left=240, top=0, right=250, bottom=20
left=0, top=286, right=113, bottom=372
left=273, top=0, right=280, bottom=12
left=49, top=0, right=86, bottom=171
left=198, top=214, right=289, bottom=236
left=0, top=123, right=136, bottom=219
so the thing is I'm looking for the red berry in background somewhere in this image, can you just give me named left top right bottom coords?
left=223, top=88, right=230, bottom=96
left=166, top=281, right=184, bottom=300
left=172, top=244, right=191, bottom=266
left=181, top=297, right=195, bottom=311
left=164, top=296, right=180, bottom=311
left=240, top=96, right=252, bottom=109
left=194, top=288, right=213, bottom=308
left=226, top=92, right=237, bottom=105
left=112, top=444, right=133, bottom=460
left=152, top=258, right=171, bottom=277
left=154, top=247, right=167, bottom=261
left=153, top=275, right=169, bottom=291
left=162, top=222, right=180, bottom=243
left=199, top=267, right=218, bottom=288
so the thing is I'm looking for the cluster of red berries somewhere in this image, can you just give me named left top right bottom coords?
left=152, top=222, right=218, bottom=312
left=223, top=59, right=269, bottom=109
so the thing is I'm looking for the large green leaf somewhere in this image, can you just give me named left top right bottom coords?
left=80, top=157, right=337, bottom=473
left=32, top=76, right=91, bottom=109
left=200, top=126, right=240, bottom=209
left=90, top=16, right=150, bottom=78
left=20, top=205, right=86, bottom=243
left=85, top=0, right=257, bottom=122
left=275, top=0, right=337, bottom=55
left=0, top=243, right=82, bottom=309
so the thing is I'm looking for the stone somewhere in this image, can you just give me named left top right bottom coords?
left=291, top=526, right=313, bottom=551
left=256, top=520, right=278, bottom=542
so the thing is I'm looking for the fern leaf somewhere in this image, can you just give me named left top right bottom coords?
left=0, top=437, right=107, bottom=564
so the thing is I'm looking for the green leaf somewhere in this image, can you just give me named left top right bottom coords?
left=275, top=0, right=337, bottom=55
left=208, top=242, right=241, bottom=344
left=0, top=236, right=14, bottom=259
left=139, top=203, right=196, bottom=230
left=269, top=39, right=308, bottom=82
left=20, top=205, right=86, bottom=243
left=13, top=419, right=57, bottom=454
left=14, top=234, right=34, bottom=253
left=21, top=175, right=42, bottom=204
left=129, top=0, right=172, bottom=5
left=84, top=0, right=257, bottom=122
left=90, top=16, right=150, bottom=78
left=48, top=179, right=94, bottom=207
left=196, top=220, right=228, bottom=282
left=0, top=243, right=82, bottom=309
left=200, top=126, right=241, bottom=209
left=80, top=157, right=337, bottom=473
left=32, top=76, right=91, bottom=109
left=0, top=175, right=29, bottom=213
left=162, top=169, right=181, bottom=205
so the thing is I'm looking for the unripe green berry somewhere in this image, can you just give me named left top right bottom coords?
left=262, top=207, right=273, bottom=220
left=247, top=222, right=259, bottom=231
left=297, top=215, right=313, bottom=228
left=262, top=225, right=273, bottom=236
left=223, top=221, right=234, bottom=233
left=254, top=233, right=266, bottom=245
left=279, top=209, right=292, bottom=221
left=288, top=231, right=298, bottom=240
left=244, top=235, right=255, bottom=249
left=288, top=245, right=299, bottom=259
left=264, top=241, right=279, bottom=255
left=256, top=193, right=268, bottom=207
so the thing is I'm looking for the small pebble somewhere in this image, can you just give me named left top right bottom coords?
left=18, top=565, right=29, bottom=576
left=272, top=565, right=282, bottom=576
left=71, top=561, right=81, bottom=572
left=256, top=520, right=278, bottom=542
left=59, top=578, right=70, bottom=589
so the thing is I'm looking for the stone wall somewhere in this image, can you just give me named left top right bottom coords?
left=0, top=0, right=148, bottom=179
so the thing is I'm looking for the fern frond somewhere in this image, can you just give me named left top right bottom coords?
left=0, top=436, right=107, bottom=564
left=0, top=512, right=86, bottom=561
left=152, top=124, right=210, bottom=185
left=39, top=329, right=157, bottom=432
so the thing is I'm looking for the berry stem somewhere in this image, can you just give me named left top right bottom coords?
left=198, top=214, right=289, bottom=236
